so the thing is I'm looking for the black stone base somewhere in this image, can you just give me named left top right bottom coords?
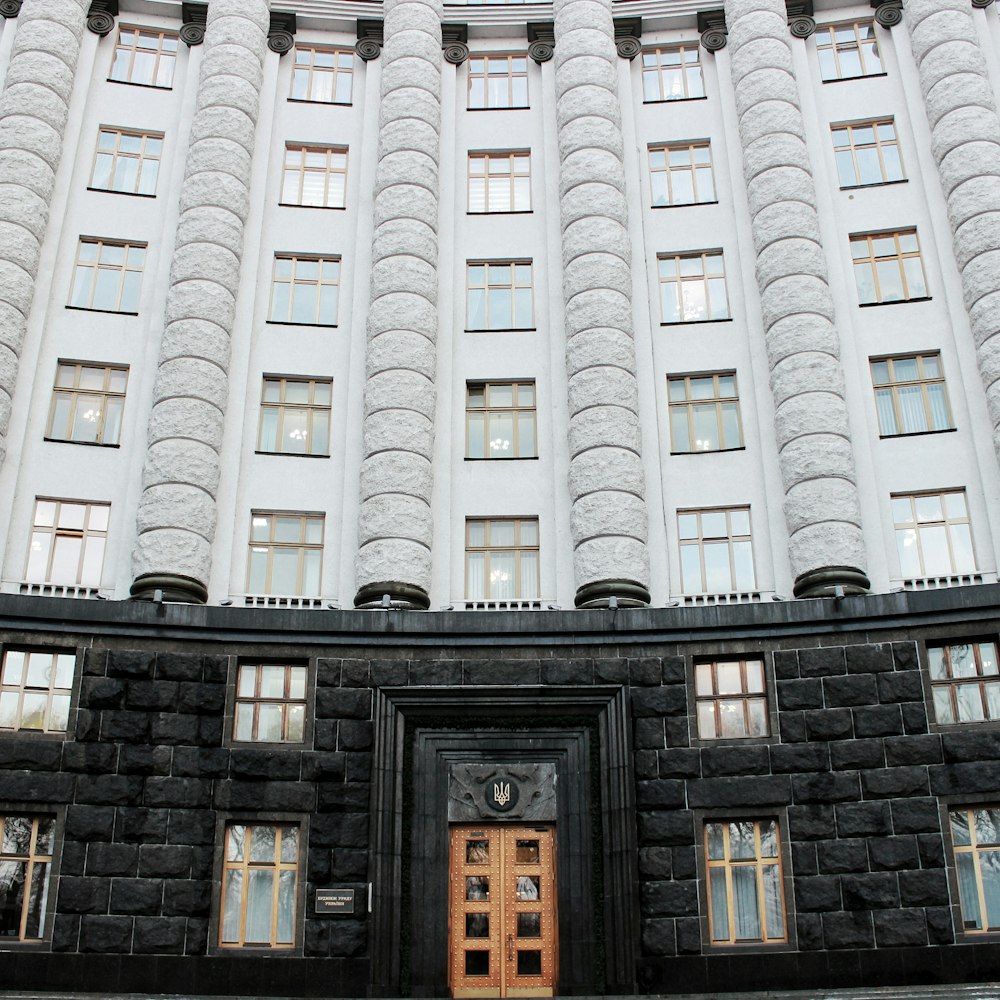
left=129, top=573, right=208, bottom=604
left=575, top=578, right=651, bottom=608
left=793, top=565, right=871, bottom=599
left=353, top=581, right=430, bottom=610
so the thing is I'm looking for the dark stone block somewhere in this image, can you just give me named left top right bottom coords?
left=138, top=845, right=193, bottom=879
left=631, top=686, right=687, bottom=717
left=823, top=910, right=874, bottom=949
left=836, top=801, right=891, bottom=837
left=638, top=810, right=693, bottom=846
left=770, top=743, right=830, bottom=773
left=60, top=841, right=87, bottom=876
left=0, top=738, right=61, bottom=770
left=941, top=730, right=1000, bottom=763
left=167, top=809, right=216, bottom=847
left=891, top=642, right=918, bottom=670
left=125, top=680, right=179, bottom=711
left=311, top=812, right=369, bottom=849
left=641, top=879, right=699, bottom=917
left=304, top=919, right=331, bottom=956
left=817, top=839, right=868, bottom=874
left=853, top=705, right=903, bottom=737
left=163, top=880, right=212, bottom=917
left=841, top=872, right=899, bottom=909
left=100, top=711, right=150, bottom=741
left=79, top=914, right=134, bottom=953
left=641, top=917, right=676, bottom=956
left=154, top=653, right=203, bottom=681
left=332, top=848, right=369, bottom=879
left=902, top=702, right=929, bottom=734
left=87, top=843, right=139, bottom=877
left=540, top=658, right=593, bottom=685
left=339, top=720, right=373, bottom=751
left=778, top=711, right=806, bottom=743
left=61, top=742, right=118, bottom=772
left=309, top=850, right=332, bottom=883
left=463, top=659, right=536, bottom=686
left=701, top=745, right=769, bottom=777
left=116, top=807, right=169, bottom=844
left=823, top=674, right=878, bottom=708
left=594, top=658, right=628, bottom=685
left=804, top=708, right=853, bottom=741
left=798, top=647, right=846, bottom=677
left=83, top=648, right=108, bottom=676
left=302, top=751, right=347, bottom=782
left=794, top=875, right=841, bottom=911
left=846, top=643, right=894, bottom=674
left=172, top=747, right=230, bottom=778
left=831, top=739, right=884, bottom=770
left=230, top=749, right=303, bottom=781
left=133, top=916, right=186, bottom=954
left=185, top=917, right=209, bottom=955
left=773, top=650, right=799, bottom=680
left=412, top=659, right=462, bottom=686
left=52, top=913, right=81, bottom=951
left=107, top=650, right=155, bottom=678
left=150, top=712, right=200, bottom=745
left=634, top=750, right=658, bottom=779
left=74, top=708, right=100, bottom=741
left=671, top=846, right=696, bottom=880
left=776, top=678, right=824, bottom=711
left=634, top=718, right=665, bottom=749
left=58, top=876, right=111, bottom=914
left=81, top=676, right=125, bottom=709
left=1, top=769, right=75, bottom=801
left=119, top=744, right=172, bottom=775
left=214, top=779, right=315, bottom=812
left=314, top=719, right=337, bottom=751
left=329, top=919, right=367, bottom=957
left=929, top=761, right=1000, bottom=796
left=876, top=671, right=924, bottom=704
left=665, top=717, right=690, bottom=747
left=918, top=833, right=945, bottom=868
left=925, top=906, right=954, bottom=945
left=675, top=916, right=701, bottom=954
left=190, top=845, right=213, bottom=880
left=657, top=748, right=700, bottom=778
left=372, top=659, right=408, bottom=686
left=629, top=657, right=662, bottom=686
left=198, top=716, right=224, bottom=745
left=898, top=869, right=950, bottom=907
left=636, top=779, right=686, bottom=809
left=791, top=772, right=860, bottom=804
left=178, top=681, right=226, bottom=714
left=861, top=766, right=929, bottom=798
left=796, top=912, right=823, bottom=950
left=688, top=775, right=791, bottom=809
left=202, top=655, right=228, bottom=683
left=867, top=836, right=919, bottom=871
left=787, top=805, right=835, bottom=841
left=662, top=655, right=685, bottom=684
left=335, top=658, right=363, bottom=686
left=110, top=878, right=163, bottom=915
left=65, top=805, right=116, bottom=841
left=318, top=782, right=371, bottom=811
left=345, top=753, right=372, bottom=783
left=884, top=735, right=943, bottom=766
left=791, top=842, right=817, bottom=875
left=316, top=687, right=373, bottom=720
left=145, top=776, right=213, bottom=808
left=891, top=797, right=942, bottom=835
left=76, top=774, right=142, bottom=806
left=873, top=909, right=927, bottom=947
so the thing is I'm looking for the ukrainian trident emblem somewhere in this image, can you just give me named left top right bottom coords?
left=493, top=781, right=511, bottom=807
left=486, top=775, right=518, bottom=813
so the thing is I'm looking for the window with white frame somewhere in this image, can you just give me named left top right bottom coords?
left=468, top=151, right=531, bottom=213
left=467, top=55, right=528, bottom=109
left=465, top=518, right=539, bottom=601
left=649, top=142, right=716, bottom=206
left=69, top=239, right=145, bottom=313
left=0, top=649, right=75, bottom=734
left=246, top=512, right=324, bottom=597
left=466, top=261, right=533, bottom=330
left=466, top=381, right=536, bottom=459
left=25, top=499, right=109, bottom=588
left=928, top=641, right=1000, bottom=725
left=832, top=120, right=903, bottom=187
left=892, top=490, right=976, bottom=580
left=0, top=815, right=55, bottom=942
left=678, top=507, right=755, bottom=595
left=257, top=376, right=331, bottom=457
left=109, top=27, right=178, bottom=87
left=816, top=21, right=883, bottom=81
left=658, top=252, right=730, bottom=323
left=47, top=362, right=128, bottom=446
left=290, top=47, right=353, bottom=104
left=268, top=255, right=340, bottom=326
left=280, top=145, right=347, bottom=209
left=695, top=659, right=768, bottom=740
left=90, top=127, right=163, bottom=196
left=641, top=46, right=705, bottom=102
left=870, top=353, right=952, bottom=436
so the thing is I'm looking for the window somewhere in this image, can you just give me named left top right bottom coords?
left=46, top=362, right=128, bottom=446
left=25, top=499, right=109, bottom=588
left=246, top=512, right=323, bottom=597
left=929, top=642, right=1000, bottom=725
left=695, top=659, right=768, bottom=739
left=641, top=46, right=704, bottom=102
left=0, top=815, right=55, bottom=941
left=466, top=261, right=533, bottom=330
left=816, top=21, right=883, bottom=81
left=892, top=489, right=976, bottom=579
left=290, top=46, right=353, bottom=104
left=832, top=120, right=903, bottom=187
left=468, top=152, right=531, bottom=213
left=468, top=55, right=528, bottom=110
left=658, top=252, right=730, bottom=323
left=257, top=377, right=331, bottom=457
left=69, top=238, right=145, bottom=313
left=90, top=128, right=162, bottom=196
left=233, top=664, right=307, bottom=743
left=466, top=381, right=536, bottom=459
left=109, top=27, right=178, bottom=87
left=220, top=822, right=299, bottom=948
left=951, top=806, right=1000, bottom=932
left=0, top=650, right=75, bottom=734
left=850, top=230, right=927, bottom=304
left=465, top=518, right=539, bottom=601
left=678, top=507, right=755, bottom=595
left=705, top=819, right=786, bottom=944
left=870, top=353, right=952, bottom=436
left=649, top=142, right=716, bottom=207
left=668, top=372, right=742, bottom=453
left=268, top=255, right=340, bottom=326
left=280, top=145, right=347, bottom=209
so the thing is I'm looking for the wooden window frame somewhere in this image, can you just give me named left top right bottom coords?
left=677, top=506, right=755, bottom=595
left=694, top=659, right=769, bottom=740
left=109, top=26, right=178, bottom=88
left=870, top=352, right=952, bottom=436
left=831, top=119, right=903, bottom=187
left=648, top=141, right=716, bottom=206
left=280, top=144, right=348, bottom=209
left=465, top=260, right=534, bottom=331
left=891, top=489, right=976, bottom=579
left=46, top=361, right=128, bottom=447
left=467, top=54, right=529, bottom=110
left=465, top=381, right=537, bottom=459
left=815, top=20, right=883, bottom=81
left=68, top=238, right=146, bottom=314
left=667, top=371, right=743, bottom=453
left=641, top=45, right=705, bottom=102
left=658, top=251, right=730, bottom=324
left=257, top=376, right=332, bottom=457
left=928, top=641, right=1000, bottom=726
left=232, top=663, right=309, bottom=744
left=25, top=498, right=109, bottom=588
left=464, top=517, right=540, bottom=601
left=89, top=127, right=163, bottom=196
left=267, top=254, right=341, bottom=327
left=246, top=511, right=324, bottom=598
left=0, top=649, right=76, bottom=735
left=289, top=46, right=354, bottom=105
left=0, top=814, right=57, bottom=942
left=850, top=230, right=927, bottom=305
left=949, top=805, right=1000, bottom=934
left=467, top=151, right=531, bottom=214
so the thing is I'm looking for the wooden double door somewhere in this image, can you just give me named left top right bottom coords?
left=448, top=824, right=557, bottom=998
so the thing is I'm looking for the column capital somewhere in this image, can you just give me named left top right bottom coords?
left=614, top=17, right=642, bottom=59
left=698, top=9, right=728, bottom=51
left=527, top=22, right=554, bottom=63
left=972, top=0, right=994, bottom=9
left=356, top=19, right=383, bottom=60
left=180, top=2, right=207, bottom=45
left=786, top=1, right=816, bottom=37
left=0, top=1, right=22, bottom=19
left=268, top=10, right=296, bottom=54
left=443, top=23, right=469, bottom=65
left=86, top=0, right=117, bottom=36
left=871, top=0, right=903, bottom=27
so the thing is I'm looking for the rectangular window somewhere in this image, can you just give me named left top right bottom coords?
left=0, top=815, right=55, bottom=942
left=109, top=27, right=178, bottom=87
left=280, top=144, right=347, bottom=209
left=892, top=489, right=976, bottom=579
left=468, top=151, right=531, bottom=213
left=951, top=806, right=1000, bottom=932
left=69, top=238, right=145, bottom=313
left=90, top=127, right=163, bottom=196
left=641, top=46, right=705, bottom=102
left=705, top=819, right=786, bottom=944
left=816, top=21, right=883, bottom=81
left=233, top=664, right=307, bottom=743
left=678, top=507, right=755, bottom=595
left=649, top=142, right=716, bottom=207
left=46, top=362, right=128, bottom=446
left=851, top=230, right=927, bottom=304
left=832, top=120, right=903, bottom=187
left=468, top=55, right=528, bottom=110
left=246, top=512, right=324, bottom=597
left=466, top=261, right=533, bottom=330
left=929, top=641, right=1000, bottom=725
left=25, top=499, right=109, bottom=588
left=466, top=381, right=536, bottom=459
left=290, top=47, right=353, bottom=104
left=658, top=251, right=730, bottom=323
left=870, top=353, right=952, bottom=436
left=0, top=649, right=75, bottom=734
left=668, top=372, right=743, bottom=453
left=696, top=659, right=768, bottom=739
left=268, top=255, right=340, bottom=326
left=465, top=517, right=539, bottom=600
left=220, top=823, right=299, bottom=947
left=257, top=376, right=332, bottom=457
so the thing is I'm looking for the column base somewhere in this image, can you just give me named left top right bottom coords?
left=130, top=573, right=208, bottom=604
left=354, top=582, right=431, bottom=610
left=793, top=566, right=870, bottom=599
left=574, top=579, right=651, bottom=609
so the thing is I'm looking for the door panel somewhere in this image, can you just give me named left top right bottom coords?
left=450, top=825, right=557, bottom=998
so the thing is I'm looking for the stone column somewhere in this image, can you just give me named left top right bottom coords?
left=130, top=0, right=269, bottom=603
left=353, top=0, right=442, bottom=610
left=905, top=0, right=1000, bottom=468
left=0, top=0, right=88, bottom=467
left=725, top=0, right=869, bottom=598
left=553, top=0, right=651, bottom=609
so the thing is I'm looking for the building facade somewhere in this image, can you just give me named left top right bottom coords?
left=2, top=0, right=1000, bottom=995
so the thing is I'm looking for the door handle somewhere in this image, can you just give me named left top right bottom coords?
left=508, top=933, right=514, bottom=961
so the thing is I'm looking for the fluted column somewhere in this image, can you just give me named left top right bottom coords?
left=725, top=0, right=869, bottom=598
left=0, top=0, right=88, bottom=467
left=906, top=0, right=1000, bottom=467
left=353, top=0, right=442, bottom=610
left=554, top=0, right=651, bottom=609
left=131, top=0, right=269, bottom=603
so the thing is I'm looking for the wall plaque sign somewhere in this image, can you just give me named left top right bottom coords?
left=315, top=888, right=355, bottom=915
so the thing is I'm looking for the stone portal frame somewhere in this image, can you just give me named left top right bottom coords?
left=369, top=685, right=637, bottom=996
